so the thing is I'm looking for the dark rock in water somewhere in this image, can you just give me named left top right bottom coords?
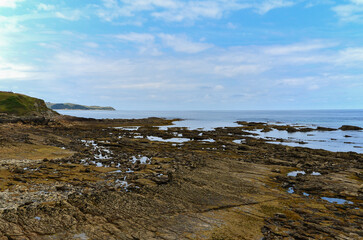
left=344, top=135, right=352, bottom=138
left=286, top=127, right=298, bottom=133
left=317, top=127, right=337, bottom=131
left=236, top=121, right=266, bottom=126
left=299, top=127, right=315, bottom=132
left=339, top=125, right=362, bottom=131
left=261, top=127, right=272, bottom=132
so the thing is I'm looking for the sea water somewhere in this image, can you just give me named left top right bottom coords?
left=57, top=110, right=363, bottom=153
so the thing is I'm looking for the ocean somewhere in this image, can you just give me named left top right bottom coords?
left=57, top=109, right=363, bottom=153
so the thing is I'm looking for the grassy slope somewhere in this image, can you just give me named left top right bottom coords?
left=47, top=102, right=115, bottom=110
left=0, top=91, right=56, bottom=116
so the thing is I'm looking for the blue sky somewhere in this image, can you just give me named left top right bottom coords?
left=0, top=0, right=363, bottom=110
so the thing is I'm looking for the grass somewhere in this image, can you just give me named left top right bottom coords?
left=0, top=91, right=52, bottom=116
left=0, top=143, right=75, bottom=161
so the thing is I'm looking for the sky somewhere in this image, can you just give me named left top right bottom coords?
left=0, top=0, right=363, bottom=110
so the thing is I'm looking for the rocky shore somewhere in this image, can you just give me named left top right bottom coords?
left=0, top=116, right=361, bottom=239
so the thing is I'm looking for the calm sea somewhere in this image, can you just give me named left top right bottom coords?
left=57, top=110, right=363, bottom=153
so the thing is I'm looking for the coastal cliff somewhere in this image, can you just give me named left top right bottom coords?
left=0, top=92, right=58, bottom=125
left=0, top=91, right=56, bottom=117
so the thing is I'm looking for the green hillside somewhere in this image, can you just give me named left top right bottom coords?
left=0, top=92, right=57, bottom=116
left=46, top=102, right=115, bottom=111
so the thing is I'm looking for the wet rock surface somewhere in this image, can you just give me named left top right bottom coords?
left=0, top=117, right=361, bottom=239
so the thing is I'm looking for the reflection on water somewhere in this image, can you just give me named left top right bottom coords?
left=147, top=136, right=190, bottom=143
left=321, top=197, right=353, bottom=205
left=251, top=129, right=363, bottom=153
left=287, top=171, right=306, bottom=177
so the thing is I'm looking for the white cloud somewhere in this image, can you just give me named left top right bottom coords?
left=336, top=47, right=363, bottom=64
left=21, top=40, right=358, bottom=89
left=0, top=16, right=25, bottom=33
left=159, top=34, right=212, bottom=53
left=255, top=0, right=295, bottom=14
left=304, top=0, right=335, bottom=8
left=96, top=0, right=302, bottom=23
left=115, top=33, right=160, bottom=55
left=0, top=57, right=36, bottom=81
left=278, top=76, right=317, bottom=86
left=262, top=41, right=337, bottom=55
left=3, top=36, right=362, bottom=108
left=0, top=38, right=7, bottom=47
left=333, top=0, right=363, bottom=23
left=227, top=22, right=237, bottom=29
left=98, top=0, right=250, bottom=22
left=84, top=42, right=99, bottom=48
left=276, top=75, right=353, bottom=91
left=351, top=0, right=363, bottom=5
left=98, top=82, right=199, bottom=90
left=114, top=32, right=213, bottom=54
left=42, top=43, right=363, bottom=91
left=56, top=10, right=82, bottom=21
left=0, top=16, right=26, bottom=48
left=152, top=1, right=249, bottom=22
left=115, top=32, right=155, bottom=43
left=38, top=3, right=55, bottom=11
left=0, top=0, right=23, bottom=8
left=214, top=64, right=268, bottom=77
left=308, top=84, right=320, bottom=90
left=214, top=85, right=224, bottom=90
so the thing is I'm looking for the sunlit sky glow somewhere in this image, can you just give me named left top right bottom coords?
left=1, top=0, right=363, bottom=110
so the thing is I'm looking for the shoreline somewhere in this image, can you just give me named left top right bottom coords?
left=0, top=116, right=361, bottom=239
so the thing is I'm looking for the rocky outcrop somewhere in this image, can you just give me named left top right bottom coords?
left=0, top=118, right=361, bottom=239
left=339, top=125, right=363, bottom=131
left=0, top=92, right=58, bottom=124
left=0, top=115, right=51, bottom=125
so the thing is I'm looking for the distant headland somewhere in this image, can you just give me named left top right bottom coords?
left=46, top=102, right=115, bottom=111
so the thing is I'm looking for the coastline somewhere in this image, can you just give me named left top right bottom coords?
left=53, top=109, right=116, bottom=111
left=0, top=116, right=361, bottom=239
